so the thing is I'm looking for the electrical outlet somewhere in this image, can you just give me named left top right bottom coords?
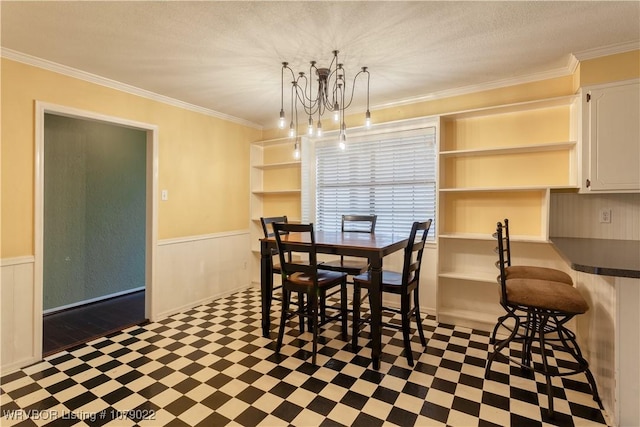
left=599, top=208, right=611, bottom=223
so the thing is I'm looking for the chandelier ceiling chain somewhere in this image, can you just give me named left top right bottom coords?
left=278, top=50, right=371, bottom=155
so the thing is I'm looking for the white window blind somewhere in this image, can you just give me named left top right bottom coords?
left=315, top=127, right=436, bottom=237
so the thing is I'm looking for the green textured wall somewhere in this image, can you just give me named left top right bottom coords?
left=43, top=114, right=146, bottom=311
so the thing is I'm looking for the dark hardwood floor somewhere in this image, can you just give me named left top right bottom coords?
left=43, top=290, right=146, bottom=357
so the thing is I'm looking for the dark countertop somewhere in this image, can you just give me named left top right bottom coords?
left=550, top=237, right=640, bottom=279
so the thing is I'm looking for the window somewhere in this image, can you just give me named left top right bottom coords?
left=312, top=125, right=436, bottom=237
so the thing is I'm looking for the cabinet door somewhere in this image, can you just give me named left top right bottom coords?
left=586, top=81, right=640, bottom=192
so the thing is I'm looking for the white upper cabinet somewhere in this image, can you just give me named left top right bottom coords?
left=581, top=80, right=640, bottom=193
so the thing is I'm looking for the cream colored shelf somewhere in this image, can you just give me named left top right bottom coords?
left=441, top=94, right=579, bottom=120
left=439, top=141, right=576, bottom=157
left=436, top=308, right=501, bottom=332
left=438, top=271, right=497, bottom=284
left=438, top=185, right=574, bottom=192
left=251, top=217, right=301, bottom=223
left=250, top=136, right=303, bottom=284
left=251, top=189, right=301, bottom=195
left=438, top=232, right=548, bottom=243
left=436, top=94, right=580, bottom=333
left=253, top=161, right=301, bottom=170
left=251, top=136, right=293, bottom=147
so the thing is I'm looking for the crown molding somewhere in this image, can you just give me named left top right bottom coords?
left=1, top=48, right=263, bottom=130
left=372, top=40, right=639, bottom=111
left=573, top=40, right=640, bottom=61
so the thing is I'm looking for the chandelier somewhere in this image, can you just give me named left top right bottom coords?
left=278, top=50, right=371, bottom=156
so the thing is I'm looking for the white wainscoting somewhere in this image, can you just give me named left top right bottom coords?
left=575, top=272, right=640, bottom=427
left=1, top=257, right=37, bottom=373
left=1, top=230, right=252, bottom=373
left=156, top=230, right=252, bottom=319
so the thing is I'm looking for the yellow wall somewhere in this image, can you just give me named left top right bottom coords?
left=3, top=50, right=637, bottom=258
left=578, top=50, right=640, bottom=87
left=1, top=58, right=262, bottom=258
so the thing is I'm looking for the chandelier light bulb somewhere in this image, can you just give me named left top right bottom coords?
left=339, top=131, right=347, bottom=150
left=293, top=139, right=300, bottom=159
left=278, top=51, right=370, bottom=144
left=365, top=110, right=371, bottom=128
left=307, top=117, right=314, bottom=136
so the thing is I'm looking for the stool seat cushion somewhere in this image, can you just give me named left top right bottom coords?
left=506, top=265, right=573, bottom=285
left=505, top=278, right=589, bottom=314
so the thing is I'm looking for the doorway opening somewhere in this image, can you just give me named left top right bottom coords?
left=35, top=102, right=158, bottom=358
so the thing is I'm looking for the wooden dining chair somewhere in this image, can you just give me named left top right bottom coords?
left=320, top=214, right=377, bottom=276
left=486, top=221, right=601, bottom=417
left=260, top=216, right=306, bottom=332
left=272, top=222, right=348, bottom=365
left=352, top=219, right=432, bottom=366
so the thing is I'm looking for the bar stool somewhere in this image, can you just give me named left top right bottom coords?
left=499, top=218, right=573, bottom=285
left=490, top=218, right=576, bottom=361
left=485, top=221, right=602, bottom=417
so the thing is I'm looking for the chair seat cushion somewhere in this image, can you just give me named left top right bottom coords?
left=505, top=278, right=589, bottom=314
left=289, top=269, right=347, bottom=288
left=321, top=258, right=368, bottom=275
left=506, top=265, right=573, bottom=285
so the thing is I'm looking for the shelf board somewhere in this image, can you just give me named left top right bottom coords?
left=251, top=136, right=294, bottom=147
left=251, top=189, right=301, bottom=195
left=438, top=185, right=575, bottom=192
left=253, top=161, right=301, bottom=170
left=251, top=218, right=302, bottom=222
left=439, top=141, right=576, bottom=157
left=438, top=232, right=549, bottom=243
left=440, top=94, right=578, bottom=120
left=438, top=271, right=497, bottom=284
left=436, top=308, right=500, bottom=332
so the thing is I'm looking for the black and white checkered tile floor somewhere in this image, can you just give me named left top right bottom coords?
left=1, top=288, right=609, bottom=426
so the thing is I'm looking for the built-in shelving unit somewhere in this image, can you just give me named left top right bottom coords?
left=249, top=137, right=301, bottom=283
left=436, top=95, right=581, bottom=331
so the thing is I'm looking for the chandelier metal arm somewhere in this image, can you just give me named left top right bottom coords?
left=278, top=50, right=371, bottom=146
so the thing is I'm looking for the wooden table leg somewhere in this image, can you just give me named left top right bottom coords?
left=369, top=256, right=383, bottom=370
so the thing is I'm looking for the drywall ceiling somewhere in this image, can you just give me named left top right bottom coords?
left=2, top=1, right=639, bottom=129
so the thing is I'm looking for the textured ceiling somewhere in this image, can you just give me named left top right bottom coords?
left=2, top=1, right=639, bottom=129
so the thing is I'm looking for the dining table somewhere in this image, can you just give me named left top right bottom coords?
left=260, top=230, right=410, bottom=370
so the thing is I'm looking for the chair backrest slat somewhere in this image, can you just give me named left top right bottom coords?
left=401, top=220, right=432, bottom=289
left=273, top=222, right=319, bottom=286
left=341, top=214, right=377, bottom=233
left=261, top=215, right=288, bottom=238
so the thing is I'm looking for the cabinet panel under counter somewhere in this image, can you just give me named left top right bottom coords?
left=550, top=236, right=639, bottom=427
